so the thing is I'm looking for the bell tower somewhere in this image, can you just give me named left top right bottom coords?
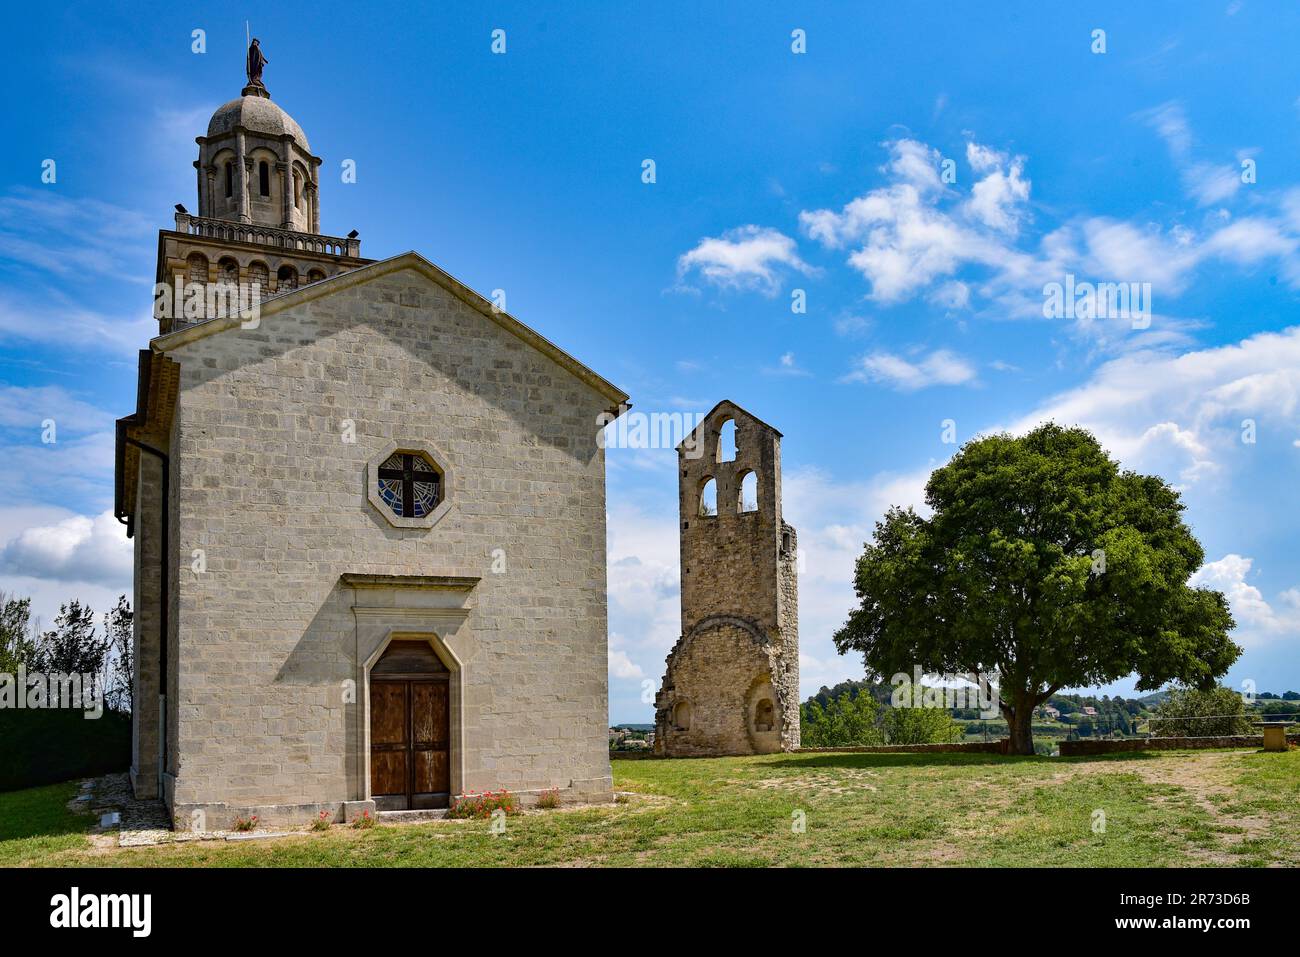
left=155, top=39, right=371, bottom=334
left=654, top=401, right=800, bottom=756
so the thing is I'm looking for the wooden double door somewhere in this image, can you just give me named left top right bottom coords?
left=370, top=640, right=451, bottom=810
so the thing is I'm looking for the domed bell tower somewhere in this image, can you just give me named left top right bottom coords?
left=156, top=39, right=370, bottom=334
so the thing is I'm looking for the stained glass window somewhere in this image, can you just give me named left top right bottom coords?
left=377, top=452, right=441, bottom=518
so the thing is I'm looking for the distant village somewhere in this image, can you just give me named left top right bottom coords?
left=609, top=726, right=655, bottom=752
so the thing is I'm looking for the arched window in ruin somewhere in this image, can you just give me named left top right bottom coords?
left=306, top=268, right=326, bottom=284
left=277, top=264, right=298, bottom=292
left=698, top=477, right=717, bottom=517
left=738, top=470, right=758, bottom=513
left=673, top=700, right=692, bottom=731
left=754, top=698, right=774, bottom=733
left=223, top=161, right=233, bottom=198
left=186, top=252, right=207, bottom=284
left=717, top=418, right=737, bottom=462
left=258, top=160, right=271, bottom=197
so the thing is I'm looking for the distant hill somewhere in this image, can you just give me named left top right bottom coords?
left=611, top=723, right=654, bottom=731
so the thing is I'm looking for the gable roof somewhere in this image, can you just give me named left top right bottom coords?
left=675, top=398, right=783, bottom=453
left=153, top=249, right=630, bottom=409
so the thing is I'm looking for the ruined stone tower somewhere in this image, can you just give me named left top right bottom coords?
left=654, top=401, right=799, bottom=756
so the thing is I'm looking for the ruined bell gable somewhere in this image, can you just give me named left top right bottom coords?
left=654, top=401, right=799, bottom=756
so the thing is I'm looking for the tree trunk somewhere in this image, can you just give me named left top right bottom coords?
left=1004, top=696, right=1036, bottom=755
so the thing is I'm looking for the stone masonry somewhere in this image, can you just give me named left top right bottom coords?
left=654, top=401, right=799, bottom=756
left=116, top=60, right=630, bottom=829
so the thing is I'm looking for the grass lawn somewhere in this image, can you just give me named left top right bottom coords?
left=3, top=748, right=1297, bottom=867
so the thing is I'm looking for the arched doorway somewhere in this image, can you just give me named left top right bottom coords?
left=369, top=639, right=451, bottom=810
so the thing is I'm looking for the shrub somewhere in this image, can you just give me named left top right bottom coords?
left=800, top=692, right=883, bottom=748
left=0, top=708, right=131, bottom=793
left=1150, top=685, right=1254, bottom=737
left=536, top=788, right=560, bottom=810
left=232, top=815, right=258, bottom=832
left=310, top=810, right=332, bottom=832
left=448, top=789, right=519, bottom=819
left=350, top=810, right=375, bottom=830
left=884, top=704, right=965, bottom=745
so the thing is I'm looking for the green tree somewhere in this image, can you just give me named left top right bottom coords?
left=0, top=592, right=38, bottom=673
left=103, top=596, right=133, bottom=713
left=1150, top=685, right=1253, bottom=737
left=800, top=691, right=884, bottom=748
left=834, top=424, right=1240, bottom=754
left=884, top=703, right=964, bottom=744
left=34, top=601, right=108, bottom=677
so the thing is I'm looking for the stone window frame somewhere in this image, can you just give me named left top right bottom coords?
left=366, top=441, right=454, bottom=529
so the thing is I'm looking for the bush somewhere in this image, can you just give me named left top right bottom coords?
left=800, top=692, right=883, bottom=748
left=884, top=704, right=965, bottom=745
left=448, top=789, right=519, bottom=819
left=0, top=708, right=131, bottom=792
left=536, top=788, right=560, bottom=810
left=1150, top=685, right=1253, bottom=737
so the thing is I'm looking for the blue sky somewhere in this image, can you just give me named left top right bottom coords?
left=2, top=2, right=1298, bottom=722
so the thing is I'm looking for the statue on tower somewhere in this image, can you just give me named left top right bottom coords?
left=246, top=38, right=269, bottom=88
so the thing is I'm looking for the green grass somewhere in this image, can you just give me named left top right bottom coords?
left=4, top=748, right=1298, bottom=867
left=0, top=782, right=96, bottom=866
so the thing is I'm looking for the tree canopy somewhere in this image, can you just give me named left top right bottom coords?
left=833, top=423, right=1239, bottom=754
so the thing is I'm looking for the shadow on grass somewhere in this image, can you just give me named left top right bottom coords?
left=764, top=751, right=1033, bottom=769
left=0, top=781, right=92, bottom=843
left=766, top=749, right=1168, bottom=770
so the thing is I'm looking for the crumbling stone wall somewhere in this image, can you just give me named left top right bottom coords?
left=1060, top=734, right=1300, bottom=755
left=655, top=402, right=799, bottom=756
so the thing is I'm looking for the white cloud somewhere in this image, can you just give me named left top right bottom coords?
left=799, top=138, right=1029, bottom=302
left=1005, top=324, right=1300, bottom=485
left=928, top=280, right=970, bottom=310
left=763, top=351, right=811, bottom=377
left=0, top=509, right=132, bottom=587
left=676, top=225, right=814, bottom=295
left=1190, top=554, right=1300, bottom=647
left=0, top=385, right=116, bottom=431
left=608, top=648, right=645, bottom=680
left=964, top=149, right=1031, bottom=234
left=0, top=188, right=154, bottom=282
left=845, top=348, right=978, bottom=391
left=0, top=505, right=133, bottom=647
left=795, top=130, right=1300, bottom=324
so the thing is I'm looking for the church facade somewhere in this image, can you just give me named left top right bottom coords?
left=115, top=55, right=627, bottom=828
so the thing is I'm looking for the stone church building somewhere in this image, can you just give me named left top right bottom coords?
left=114, top=54, right=628, bottom=827
left=654, top=402, right=800, bottom=756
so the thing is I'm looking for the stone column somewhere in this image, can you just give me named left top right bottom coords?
left=278, top=161, right=292, bottom=228
left=130, top=452, right=164, bottom=799
left=236, top=131, right=250, bottom=223
left=203, top=167, right=216, bottom=219
left=308, top=182, right=319, bottom=233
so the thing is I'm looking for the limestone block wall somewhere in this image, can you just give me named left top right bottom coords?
left=656, top=402, right=799, bottom=756
left=654, top=620, right=783, bottom=756
left=156, top=265, right=617, bottom=823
